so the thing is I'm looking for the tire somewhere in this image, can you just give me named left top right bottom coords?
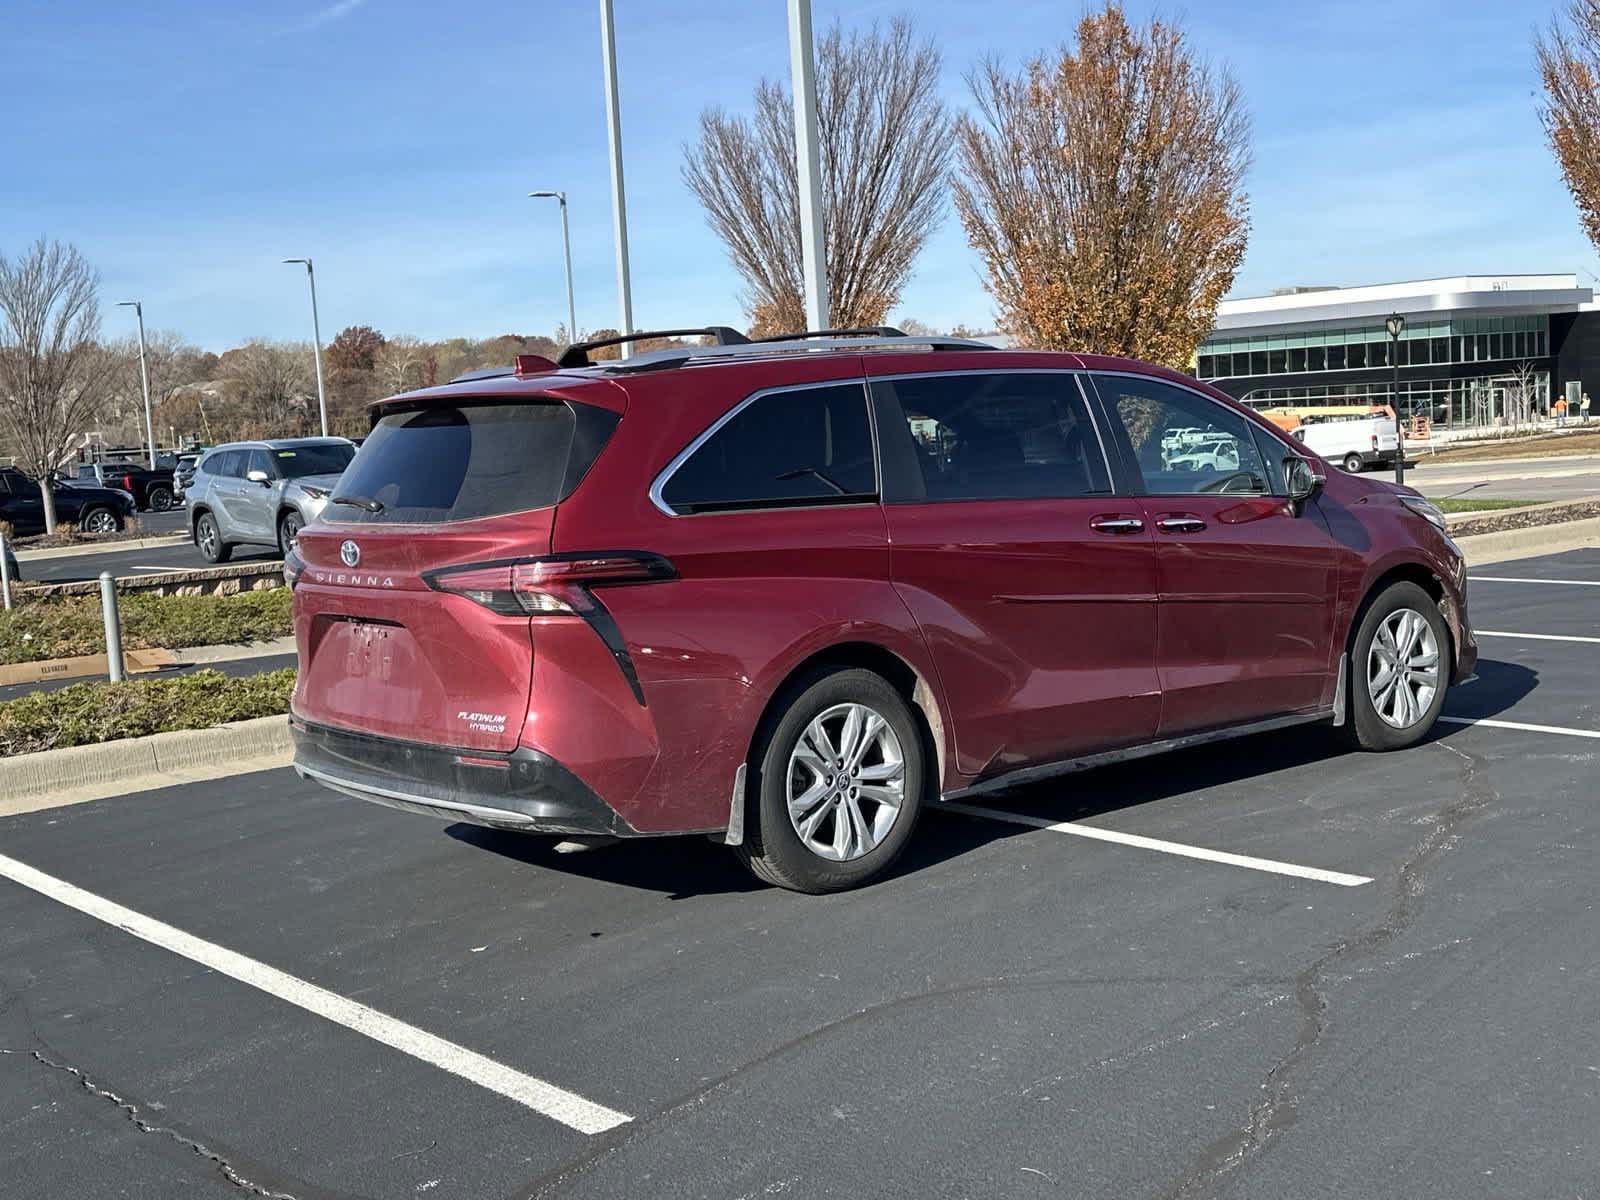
left=735, top=667, right=926, bottom=893
left=147, top=485, right=173, bottom=512
left=195, top=512, right=232, bottom=564
left=278, top=511, right=304, bottom=555
left=1342, top=453, right=1363, bottom=473
left=1345, top=582, right=1450, bottom=751
left=79, top=506, right=121, bottom=535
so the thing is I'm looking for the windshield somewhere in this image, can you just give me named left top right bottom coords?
left=271, top=443, right=355, bottom=479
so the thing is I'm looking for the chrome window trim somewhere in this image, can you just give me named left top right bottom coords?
left=647, top=377, right=878, bottom=517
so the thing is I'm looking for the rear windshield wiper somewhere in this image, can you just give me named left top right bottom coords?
left=330, top=493, right=384, bottom=513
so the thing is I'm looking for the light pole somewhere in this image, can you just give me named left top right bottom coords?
left=788, top=0, right=828, bottom=331
left=1386, top=312, right=1406, bottom=486
left=283, top=258, right=329, bottom=436
left=116, top=301, right=156, bottom=467
left=530, top=191, right=578, bottom=343
left=598, top=0, right=634, bottom=357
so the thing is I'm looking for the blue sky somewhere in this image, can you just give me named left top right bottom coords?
left=1, top=0, right=1590, bottom=350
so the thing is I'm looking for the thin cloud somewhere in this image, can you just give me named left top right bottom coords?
left=286, top=0, right=368, bottom=34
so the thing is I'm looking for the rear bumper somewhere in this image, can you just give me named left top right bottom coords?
left=290, top=717, right=637, bottom=837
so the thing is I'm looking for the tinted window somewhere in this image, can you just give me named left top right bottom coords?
left=245, top=449, right=273, bottom=478
left=660, top=384, right=875, bottom=514
left=330, top=401, right=615, bottom=524
left=874, top=372, right=1109, bottom=502
left=271, top=443, right=355, bottom=479
left=205, top=450, right=242, bottom=478
left=1094, top=375, right=1270, bottom=496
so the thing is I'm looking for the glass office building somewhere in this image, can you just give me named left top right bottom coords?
left=1196, top=275, right=1597, bottom=429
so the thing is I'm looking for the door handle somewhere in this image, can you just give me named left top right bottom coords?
left=1156, top=516, right=1207, bottom=534
left=1090, top=516, right=1145, bottom=535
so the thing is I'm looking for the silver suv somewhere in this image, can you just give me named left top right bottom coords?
left=188, top=438, right=356, bottom=561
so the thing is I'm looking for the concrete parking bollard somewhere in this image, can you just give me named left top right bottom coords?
left=99, top=570, right=125, bottom=682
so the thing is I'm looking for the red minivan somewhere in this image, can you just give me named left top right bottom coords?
left=288, top=329, right=1476, bottom=892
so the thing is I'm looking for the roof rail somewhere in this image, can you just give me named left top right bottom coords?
left=604, top=333, right=997, bottom=374
left=556, top=326, right=750, bottom=368
left=750, top=326, right=907, bottom=343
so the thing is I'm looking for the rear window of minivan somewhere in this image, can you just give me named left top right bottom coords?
left=326, top=400, right=618, bottom=524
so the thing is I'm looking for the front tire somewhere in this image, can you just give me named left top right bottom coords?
left=736, top=668, right=925, bottom=893
left=195, top=512, right=232, bottom=564
left=278, top=511, right=303, bottom=555
left=1342, top=453, right=1364, bottom=473
left=1346, top=582, right=1449, bottom=750
left=79, top=506, right=121, bottom=535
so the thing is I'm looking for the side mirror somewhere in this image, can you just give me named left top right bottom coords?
left=246, top=469, right=272, bottom=486
left=1285, top=456, right=1324, bottom=503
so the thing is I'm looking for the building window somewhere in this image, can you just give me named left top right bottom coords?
left=1431, top=337, right=1450, bottom=364
left=1347, top=342, right=1366, bottom=369
left=1288, top=347, right=1307, bottom=373
left=1250, top=350, right=1268, bottom=375
left=1326, top=344, right=1346, bottom=370
left=1489, top=333, right=1503, bottom=359
left=1307, top=345, right=1326, bottom=371
left=1268, top=348, right=1286, bottom=374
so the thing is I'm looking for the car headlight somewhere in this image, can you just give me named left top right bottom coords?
left=1398, top=495, right=1447, bottom=532
left=299, top=484, right=328, bottom=499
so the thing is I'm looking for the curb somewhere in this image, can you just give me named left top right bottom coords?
left=0, top=715, right=292, bottom=816
left=1445, top=495, right=1600, bottom=531
left=14, top=533, right=188, bottom=562
left=1457, top=516, right=1600, bottom=565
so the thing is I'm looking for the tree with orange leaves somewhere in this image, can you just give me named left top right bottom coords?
left=953, top=4, right=1250, bottom=368
left=1538, top=1, right=1600, bottom=254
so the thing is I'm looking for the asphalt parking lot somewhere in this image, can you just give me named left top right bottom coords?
left=2, top=550, right=1597, bottom=1199
left=15, top=509, right=281, bottom=584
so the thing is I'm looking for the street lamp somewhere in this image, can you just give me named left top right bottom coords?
left=116, top=301, right=156, bottom=467
left=598, top=0, right=634, bottom=357
left=530, top=191, right=578, bottom=344
left=1386, top=312, right=1406, bottom=486
left=282, top=258, right=329, bottom=437
left=788, top=0, right=828, bottom=331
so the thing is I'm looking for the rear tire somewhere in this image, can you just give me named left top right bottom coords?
left=195, top=512, right=232, bottom=564
left=147, top=484, right=173, bottom=512
left=79, top=506, right=121, bottom=535
left=278, top=511, right=303, bottom=555
left=735, top=667, right=925, bottom=893
left=1342, top=453, right=1363, bottom=473
left=1345, top=582, right=1450, bottom=751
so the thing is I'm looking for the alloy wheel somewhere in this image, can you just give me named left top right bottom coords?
left=1366, top=608, right=1441, bottom=730
left=786, top=702, right=906, bottom=862
left=83, top=509, right=117, bottom=534
left=198, top=518, right=217, bottom=557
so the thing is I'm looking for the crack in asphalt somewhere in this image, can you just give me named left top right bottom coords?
left=1, top=1047, right=301, bottom=1199
left=1156, top=739, right=1500, bottom=1200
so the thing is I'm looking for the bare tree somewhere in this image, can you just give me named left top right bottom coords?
left=375, top=334, right=427, bottom=394
left=0, top=239, right=108, bottom=532
left=954, top=4, right=1251, bottom=367
left=1538, top=1, right=1600, bottom=254
left=683, top=16, right=951, bottom=333
left=225, top=340, right=314, bottom=438
left=1507, top=361, right=1541, bottom=429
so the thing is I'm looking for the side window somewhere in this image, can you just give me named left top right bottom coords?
left=245, top=449, right=274, bottom=478
left=659, top=383, right=876, bottom=514
left=209, top=450, right=241, bottom=478
left=1095, top=376, right=1271, bottom=496
left=873, top=372, right=1110, bottom=502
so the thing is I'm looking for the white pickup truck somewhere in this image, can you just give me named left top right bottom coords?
left=1290, top=415, right=1401, bottom=473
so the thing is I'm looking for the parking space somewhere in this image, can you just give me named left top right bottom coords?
left=2, top=549, right=1597, bottom=1198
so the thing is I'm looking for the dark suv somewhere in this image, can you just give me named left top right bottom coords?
left=1, top=467, right=136, bottom=537
left=289, top=328, right=1476, bottom=892
left=73, top=462, right=177, bottom=511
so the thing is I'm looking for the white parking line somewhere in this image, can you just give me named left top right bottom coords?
left=942, top=802, right=1373, bottom=887
left=1471, top=576, right=1600, bottom=587
left=0, top=853, right=630, bottom=1135
left=1438, top=716, right=1600, bottom=740
left=1475, top=630, right=1600, bottom=645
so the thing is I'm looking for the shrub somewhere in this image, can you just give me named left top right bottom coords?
left=0, top=668, right=295, bottom=756
left=0, top=587, right=291, bottom=665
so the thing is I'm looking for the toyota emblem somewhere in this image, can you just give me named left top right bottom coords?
left=339, top=540, right=361, bottom=567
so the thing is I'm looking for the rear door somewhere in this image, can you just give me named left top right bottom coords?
left=206, top=450, right=247, bottom=538
left=1086, top=372, right=1339, bottom=736
left=0, top=473, right=46, bottom=536
left=290, top=396, right=619, bottom=753
left=871, top=367, right=1160, bottom=777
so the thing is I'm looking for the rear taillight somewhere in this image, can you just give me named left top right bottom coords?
left=423, top=552, right=674, bottom=615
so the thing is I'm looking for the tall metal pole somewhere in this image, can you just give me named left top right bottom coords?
left=531, top=191, right=578, bottom=342
left=598, top=0, right=634, bottom=358
left=788, top=0, right=829, bottom=331
left=118, top=301, right=156, bottom=467
left=1388, top=316, right=1405, bottom=487
left=284, top=258, right=329, bottom=436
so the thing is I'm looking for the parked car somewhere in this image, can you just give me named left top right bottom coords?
left=286, top=329, right=1477, bottom=893
left=173, top=454, right=200, bottom=501
left=72, top=461, right=178, bottom=511
left=1290, top=414, right=1400, bottom=474
left=186, top=438, right=357, bottom=561
left=0, top=467, right=136, bottom=536
left=1164, top=432, right=1243, bottom=472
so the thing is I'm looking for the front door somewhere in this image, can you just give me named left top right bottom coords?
left=870, top=367, right=1161, bottom=779
left=1086, top=373, right=1339, bottom=737
left=0, top=473, right=46, bottom=536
